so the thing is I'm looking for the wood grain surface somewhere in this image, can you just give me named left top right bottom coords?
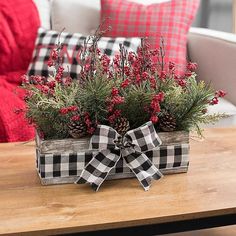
left=0, top=127, right=236, bottom=235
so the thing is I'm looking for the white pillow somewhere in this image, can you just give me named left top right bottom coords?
left=51, top=0, right=100, bottom=35
left=51, top=0, right=171, bottom=35
left=33, top=0, right=51, bottom=29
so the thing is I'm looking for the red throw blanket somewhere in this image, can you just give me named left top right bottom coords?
left=0, top=0, right=40, bottom=142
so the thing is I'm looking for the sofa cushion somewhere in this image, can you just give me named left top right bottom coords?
left=188, top=28, right=236, bottom=106
left=101, top=0, right=200, bottom=75
left=33, top=0, right=51, bottom=29
left=27, top=28, right=141, bottom=79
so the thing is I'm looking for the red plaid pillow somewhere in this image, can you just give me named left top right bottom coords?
left=101, top=0, right=200, bottom=74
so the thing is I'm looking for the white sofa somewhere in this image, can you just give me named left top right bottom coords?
left=34, top=0, right=236, bottom=127
left=188, top=27, right=236, bottom=127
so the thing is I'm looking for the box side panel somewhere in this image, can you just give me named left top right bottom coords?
left=35, top=131, right=90, bottom=154
left=36, top=143, right=189, bottom=185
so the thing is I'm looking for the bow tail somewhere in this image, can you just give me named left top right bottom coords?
left=75, top=149, right=121, bottom=191
left=123, top=151, right=163, bottom=191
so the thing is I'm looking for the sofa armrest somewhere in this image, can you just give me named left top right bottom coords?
left=187, top=27, right=236, bottom=105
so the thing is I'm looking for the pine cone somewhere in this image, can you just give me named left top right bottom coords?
left=68, top=120, right=87, bottom=139
left=159, top=112, right=176, bottom=132
left=112, top=117, right=130, bottom=136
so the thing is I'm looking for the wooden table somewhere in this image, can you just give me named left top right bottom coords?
left=0, top=127, right=236, bottom=236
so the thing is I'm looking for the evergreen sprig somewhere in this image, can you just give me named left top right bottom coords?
left=77, top=75, right=114, bottom=124
left=24, top=81, right=81, bottom=138
left=119, top=85, right=153, bottom=128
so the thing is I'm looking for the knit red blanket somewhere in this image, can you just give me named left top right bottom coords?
left=0, top=0, right=40, bottom=142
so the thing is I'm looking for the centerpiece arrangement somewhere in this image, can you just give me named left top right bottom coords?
left=20, top=29, right=226, bottom=191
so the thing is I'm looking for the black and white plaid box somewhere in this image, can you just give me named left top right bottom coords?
left=35, top=131, right=189, bottom=185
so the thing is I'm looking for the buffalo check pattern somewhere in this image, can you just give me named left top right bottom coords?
left=101, top=0, right=200, bottom=74
left=76, top=122, right=163, bottom=191
left=36, top=144, right=189, bottom=178
left=27, top=28, right=141, bottom=79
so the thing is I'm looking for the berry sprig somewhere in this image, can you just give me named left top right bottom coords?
left=210, top=90, right=227, bottom=105
left=20, top=26, right=227, bottom=139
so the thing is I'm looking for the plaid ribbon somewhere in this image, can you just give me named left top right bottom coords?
left=75, top=122, right=163, bottom=191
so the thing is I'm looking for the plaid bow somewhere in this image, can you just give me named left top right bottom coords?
left=75, top=122, right=163, bottom=191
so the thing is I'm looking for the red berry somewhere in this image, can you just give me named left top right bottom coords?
left=68, top=106, right=78, bottom=112
left=111, top=96, right=124, bottom=105
left=136, top=74, right=141, bottom=84
left=121, top=79, right=130, bottom=88
left=51, top=49, right=59, bottom=60
left=59, top=108, right=69, bottom=115
left=215, top=90, right=226, bottom=98
left=150, top=115, right=159, bottom=124
left=40, top=85, right=49, bottom=94
left=71, top=115, right=80, bottom=121
left=155, top=92, right=165, bottom=102
left=142, top=72, right=149, bottom=80
left=21, top=75, right=29, bottom=84
left=124, top=66, right=130, bottom=76
left=111, top=88, right=119, bottom=96
left=187, top=62, right=197, bottom=71
left=84, top=64, right=90, bottom=72
left=150, top=100, right=160, bottom=113
left=47, top=60, right=54, bottom=67
left=113, top=109, right=121, bottom=117
left=159, top=70, right=166, bottom=80
left=178, top=79, right=186, bottom=87
left=87, top=127, right=95, bottom=134
left=108, top=114, right=116, bottom=124
left=185, top=71, right=192, bottom=77
left=150, top=77, right=156, bottom=89
left=47, top=81, right=56, bottom=89
left=210, top=97, right=219, bottom=105
left=128, top=52, right=136, bottom=62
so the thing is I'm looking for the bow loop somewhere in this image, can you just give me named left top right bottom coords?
left=89, top=125, right=119, bottom=150
left=76, top=122, right=163, bottom=191
left=124, top=121, right=162, bottom=152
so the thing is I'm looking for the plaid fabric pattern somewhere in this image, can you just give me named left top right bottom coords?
left=36, top=143, right=189, bottom=178
left=123, top=151, right=162, bottom=190
left=101, top=0, right=200, bottom=74
left=124, top=122, right=162, bottom=152
left=75, top=149, right=121, bottom=191
left=146, top=144, right=189, bottom=170
left=76, top=122, right=163, bottom=191
left=27, top=28, right=141, bottom=79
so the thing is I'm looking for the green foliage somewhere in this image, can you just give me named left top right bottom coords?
left=119, top=85, right=153, bottom=128
left=77, top=75, right=114, bottom=124
left=175, top=78, right=214, bottom=130
left=160, top=75, right=225, bottom=136
left=24, top=81, right=80, bottom=139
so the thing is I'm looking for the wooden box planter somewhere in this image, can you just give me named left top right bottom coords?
left=35, top=131, right=190, bottom=185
